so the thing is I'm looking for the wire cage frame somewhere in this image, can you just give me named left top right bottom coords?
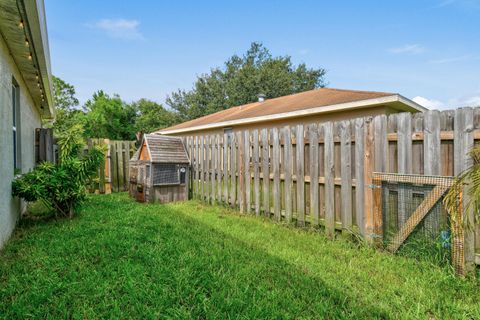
left=371, top=172, right=465, bottom=276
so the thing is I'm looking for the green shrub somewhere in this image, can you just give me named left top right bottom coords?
left=12, top=125, right=105, bottom=218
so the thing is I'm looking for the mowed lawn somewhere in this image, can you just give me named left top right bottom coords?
left=0, top=194, right=479, bottom=319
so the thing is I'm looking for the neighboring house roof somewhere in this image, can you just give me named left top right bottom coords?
left=0, top=0, right=54, bottom=117
left=157, top=88, right=426, bottom=134
left=140, top=134, right=190, bottom=164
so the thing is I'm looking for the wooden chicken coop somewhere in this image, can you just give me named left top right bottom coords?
left=129, top=134, right=190, bottom=203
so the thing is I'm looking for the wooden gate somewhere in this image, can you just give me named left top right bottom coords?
left=86, top=139, right=136, bottom=193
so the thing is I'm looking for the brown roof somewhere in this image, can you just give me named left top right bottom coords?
left=159, top=88, right=398, bottom=133
left=143, top=134, right=190, bottom=164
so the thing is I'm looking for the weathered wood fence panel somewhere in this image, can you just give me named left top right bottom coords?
left=183, top=107, right=480, bottom=270
left=87, top=139, right=136, bottom=194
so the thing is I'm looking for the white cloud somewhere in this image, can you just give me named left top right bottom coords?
left=428, top=55, right=472, bottom=64
left=298, top=49, right=310, bottom=56
left=388, top=44, right=425, bottom=55
left=412, top=96, right=446, bottom=109
left=89, top=18, right=144, bottom=40
left=413, top=94, right=480, bottom=110
left=435, top=0, right=480, bottom=9
left=456, top=95, right=480, bottom=107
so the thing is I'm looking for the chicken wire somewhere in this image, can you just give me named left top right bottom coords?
left=372, top=173, right=464, bottom=276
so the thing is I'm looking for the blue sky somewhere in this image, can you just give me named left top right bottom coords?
left=44, top=0, right=480, bottom=110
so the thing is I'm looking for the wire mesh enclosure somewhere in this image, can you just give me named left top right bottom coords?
left=153, top=164, right=179, bottom=185
left=372, top=173, right=464, bottom=276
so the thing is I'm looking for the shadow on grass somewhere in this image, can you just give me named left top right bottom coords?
left=0, top=194, right=392, bottom=319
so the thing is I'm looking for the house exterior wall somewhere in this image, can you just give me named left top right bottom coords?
left=0, top=33, right=42, bottom=249
left=169, top=105, right=392, bottom=137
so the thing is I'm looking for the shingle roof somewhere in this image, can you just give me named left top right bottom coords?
left=144, top=134, right=190, bottom=164
left=159, top=88, right=402, bottom=133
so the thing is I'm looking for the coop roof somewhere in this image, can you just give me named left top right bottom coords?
left=157, top=88, right=426, bottom=135
left=130, top=148, right=141, bottom=162
left=143, top=134, right=190, bottom=164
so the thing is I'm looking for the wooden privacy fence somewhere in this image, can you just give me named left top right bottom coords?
left=86, top=139, right=136, bottom=194
left=183, top=107, right=480, bottom=272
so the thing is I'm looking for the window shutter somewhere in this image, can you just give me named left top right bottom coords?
left=35, top=128, right=54, bottom=163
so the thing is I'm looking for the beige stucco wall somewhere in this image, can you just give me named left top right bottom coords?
left=170, top=105, right=392, bottom=137
left=0, top=34, right=42, bottom=249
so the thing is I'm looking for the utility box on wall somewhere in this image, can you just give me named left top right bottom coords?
left=129, top=134, right=190, bottom=203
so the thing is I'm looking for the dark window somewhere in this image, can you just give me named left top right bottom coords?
left=12, top=80, right=20, bottom=170
left=153, top=164, right=179, bottom=185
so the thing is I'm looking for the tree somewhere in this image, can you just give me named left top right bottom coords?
left=83, top=91, right=136, bottom=140
left=52, top=75, right=79, bottom=111
left=131, top=99, right=176, bottom=133
left=167, top=42, right=326, bottom=121
left=50, top=76, right=85, bottom=134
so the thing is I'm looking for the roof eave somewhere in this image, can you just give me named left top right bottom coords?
left=158, top=94, right=426, bottom=135
left=23, top=0, right=54, bottom=118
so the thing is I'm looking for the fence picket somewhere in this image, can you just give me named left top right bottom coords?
left=296, top=125, right=305, bottom=226
left=200, top=136, right=205, bottom=200
left=236, top=131, right=242, bottom=208
left=424, top=110, right=441, bottom=232
left=355, top=118, right=365, bottom=236
left=244, top=130, right=252, bottom=213
left=454, top=107, right=475, bottom=272
left=397, top=112, right=413, bottom=227
left=230, top=133, right=237, bottom=207
left=223, top=133, right=228, bottom=203
left=217, top=135, right=222, bottom=202
left=261, top=128, right=270, bottom=216
left=239, top=132, right=246, bottom=213
left=272, top=128, right=281, bottom=220
left=211, top=135, right=216, bottom=203
left=309, top=124, right=319, bottom=225
left=340, top=120, right=352, bottom=235
left=364, top=117, right=375, bottom=241
left=283, top=126, right=293, bottom=222
left=253, top=130, right=260, bottom=216
left=324, top=122, right=335, bottom=238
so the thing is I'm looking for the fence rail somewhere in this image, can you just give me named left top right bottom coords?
left=86, top=139, right=136, bottom=193
left=183, top=107, right=480, bottom=272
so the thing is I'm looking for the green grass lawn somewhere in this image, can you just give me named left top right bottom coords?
left=1, top=193, right=479, bottom=319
